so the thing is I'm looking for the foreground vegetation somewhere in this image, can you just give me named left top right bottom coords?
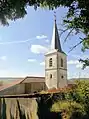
left=38, top=80, right=89, bottom=119
left=49, top=80, right=89, bottom=119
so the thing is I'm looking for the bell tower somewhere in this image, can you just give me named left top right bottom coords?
left=45, top=15, right=67, bottom=89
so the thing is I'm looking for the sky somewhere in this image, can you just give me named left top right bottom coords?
left=0, top=7, right=89, bottom=79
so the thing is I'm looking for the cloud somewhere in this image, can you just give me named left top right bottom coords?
left=68, top=60, right=79, bottom=65
left=36, top=35, right=47, bottom=39
left=71, top=54, right=89, bottom=59
left=0, top=38, right=35, bottom=45
left=76, top=63, right=83, bottom=68
left=30, top=45, right=48, bottom=54
left=0, top=35, right=47, bottom=45
left=40, top=62, right=45, bottom=66
left=45, top=39, right=49, bottom=43
left=0, top=56, right=7, bottom=61
left=68, top=60, right=83, bottom=69
left=28, top=59, right=37, bottom=62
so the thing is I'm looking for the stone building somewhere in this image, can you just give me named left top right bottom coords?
left=45, top=20, right=67, bottom=89
left=0, top=77, right=45, bottom=95
left=0, top=20, right=68, bottom=95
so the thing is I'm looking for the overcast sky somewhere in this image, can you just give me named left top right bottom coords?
left=0, top=7, right=89, bottom=79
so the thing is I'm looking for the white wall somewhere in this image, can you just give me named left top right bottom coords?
left=57, top=52, right=67, bottom=88
left=45, top=50, right=67, bottom=89
left=58, top=69, right=67, bottom=88
left=57, top=52, right=67, bottom=70
left=45, top=70, right=57, bottom=89
left=45, top=53, right=57, bottom=70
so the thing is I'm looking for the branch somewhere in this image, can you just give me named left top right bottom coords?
left=68, top=40, right=83, bottom=53
left=59, top=28, right=69, bottom=37
left=79, top=58, right=89, bottom=69
left=63, top=28, right=74, bottom=43
left=59, top=28, right=74, bottom=44
left=45, top=93, right=53, bottom=102
left=0, top=92, right=58, bottom=98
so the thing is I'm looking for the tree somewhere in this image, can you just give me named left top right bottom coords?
left=0, top=0, right=89, bottom=68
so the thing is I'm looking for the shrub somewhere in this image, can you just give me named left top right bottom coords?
left=51, top=101, right=86, bottom=119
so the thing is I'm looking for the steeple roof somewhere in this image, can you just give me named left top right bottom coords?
left=51, top=20, right=62, bottom=52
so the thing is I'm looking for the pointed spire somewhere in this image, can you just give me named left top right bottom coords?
left=51, top=12, right=62, bottom=52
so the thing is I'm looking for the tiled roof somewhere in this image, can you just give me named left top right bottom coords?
left=46, top=84, right=76, bottom=93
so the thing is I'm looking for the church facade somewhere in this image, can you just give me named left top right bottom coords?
left=0, top=20, right=68, bottom=95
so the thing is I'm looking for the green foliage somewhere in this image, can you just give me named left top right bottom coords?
left=79, top=58, right=89, bottom=69
left=74, top=80, right=89, bottom=102
left=49, top=80, right=89, bottom=118
left=51, top=101, right=85, bottom=119
left=37, top=94, right=62, bottom=119
left=74, top=80, right=89, bottom=113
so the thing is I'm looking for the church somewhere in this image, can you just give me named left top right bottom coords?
left=45, top=19, right=67, bottom=89
left=0, top=20, right=68, bottom=95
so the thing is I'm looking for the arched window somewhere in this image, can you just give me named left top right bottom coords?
left=61, top=58, right=63, bottom=67
left=49, top=58, right=52, bottom=67
left=50, top=74, right=52, bottom=79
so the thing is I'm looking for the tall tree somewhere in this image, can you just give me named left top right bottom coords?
left=0, top=0, right=89, bottom=67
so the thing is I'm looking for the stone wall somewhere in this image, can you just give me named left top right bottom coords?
left=45, top=50, right=67, bottom=89
left=57, top=52, right=67, bottom=70
left=58, top=69, right=67, bottom=88
left=0, top=94, right=62, bottom=119
left=0, top=98, right=38, bottom=119
left=0, top=84, right=25, bottom=95
left=25, top=82, right=45, bottom=93
left=0, top=82, right=46, bottom=95
left=45, top=53, right=57, bottom=70
left=45, top=70, right=57, bottom=89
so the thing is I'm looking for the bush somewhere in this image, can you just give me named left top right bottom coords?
left=51, top=101, right=86, bottom=119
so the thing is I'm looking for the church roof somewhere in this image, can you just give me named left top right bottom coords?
left=51, top=20, right=62, bottom=52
